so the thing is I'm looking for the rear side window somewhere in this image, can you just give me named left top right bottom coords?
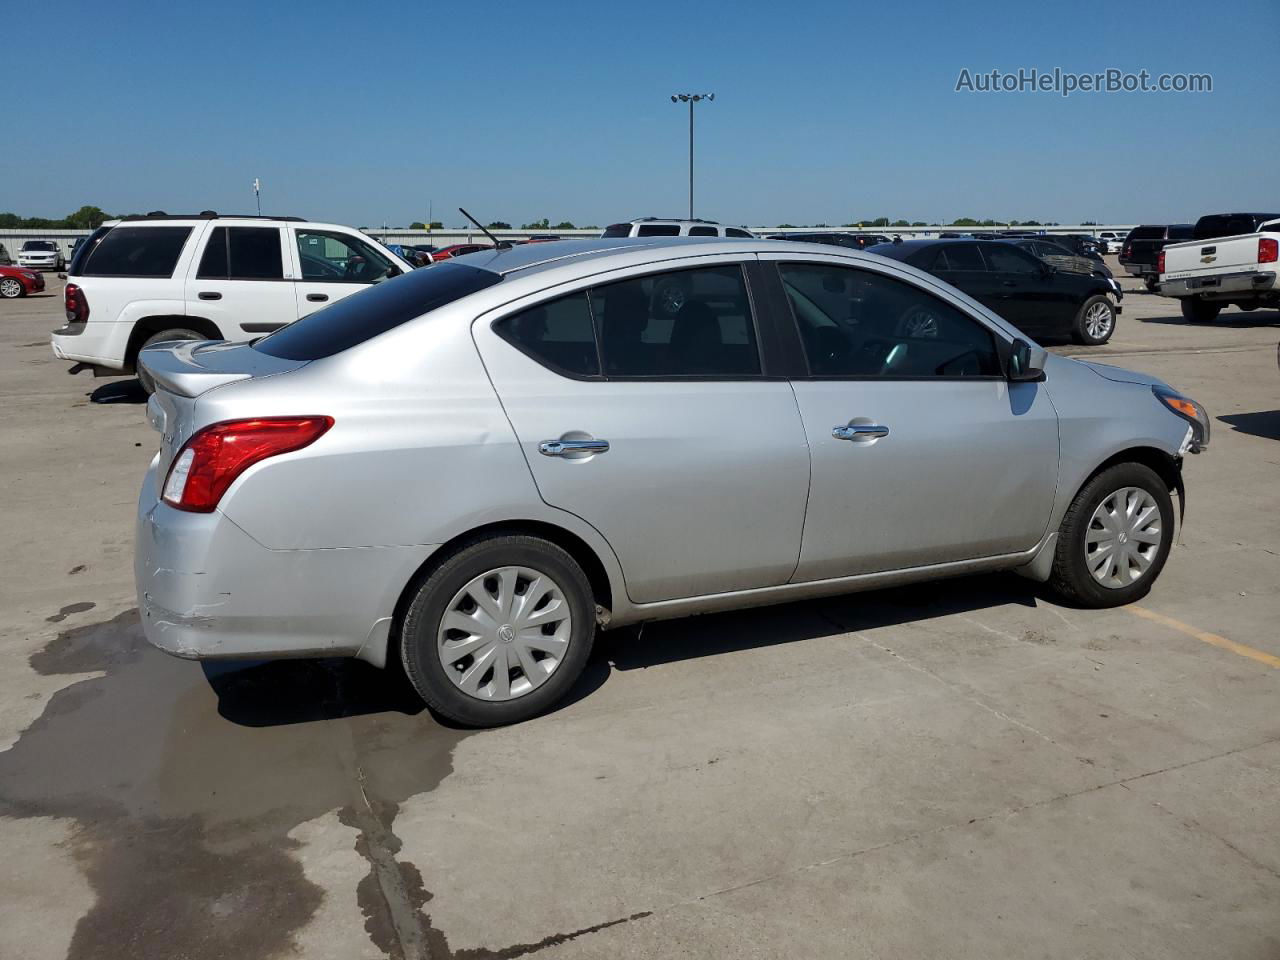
left=79, top=226, right=192, bottom=278
left=593, top=265, right=759, bottom=377
left=726, top=228, right=753, bottom=238
left=197, top=227, right=284, bottom=280
left=688, top=226, right=718, bottom=237
left=935, top=244, right=985, bottom=271
left=636, top=224, right=681, bottom=237
left=602, top=224, right=632, bottom=238
left=495, top=292, right=599, bottom=377
left=254, top=262, right=502, bottom=361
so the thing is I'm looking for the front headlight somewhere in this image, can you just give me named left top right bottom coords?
left=1153, top=384, right=1209, bottom=453
left=21, top=271, right=36, bottom=280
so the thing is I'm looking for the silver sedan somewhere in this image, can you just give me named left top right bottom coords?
left=135, top=238, right=1210, bottom=726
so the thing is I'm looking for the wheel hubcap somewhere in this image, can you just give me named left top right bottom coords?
left=0, top=279, right=20, bottom=296
left=1085, top=486, right=1162, bottom=588
left=437, top=565, right=572, bottom=701
left=1084, top=302, right=1113, bottom=339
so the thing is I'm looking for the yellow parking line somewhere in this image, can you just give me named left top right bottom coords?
left=1126, top=605, right=1280, bottom=669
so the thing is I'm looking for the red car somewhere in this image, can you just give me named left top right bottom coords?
left=0, top=265, right=45, bottom=299
left=428, top=243, right=492, bottom=262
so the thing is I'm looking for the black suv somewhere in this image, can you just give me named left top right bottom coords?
left=1119, top=224, right=1194, bottom=290
left=870, top=239, right=1120, bottom=345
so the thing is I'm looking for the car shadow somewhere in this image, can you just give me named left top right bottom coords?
left=89, top=379, right=148, bottom=404
left=1218, top=410, right=1280, bottom=441
left=599, top=572, right=1040, bottom=672
left=1140, top=311, right=1280, bottom=328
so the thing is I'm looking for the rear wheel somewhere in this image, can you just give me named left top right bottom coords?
left=1143, top=276, right=1158, bottom=292
left=1046, top=462, right=1174, bottom=608
left=1180, top=298, right=1221, bottom=324
left=0, top=277, right=24, bottom=298
left=1072, top=295, right=1115, bottom=345
left=400, top=535, right=596, bottom=727
left=135, top=328, right=204, bottom=394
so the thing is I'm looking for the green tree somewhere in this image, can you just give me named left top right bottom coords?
left=891, top=219, right=910, bottom=227
left=409, top=221, right=426, bottom=230
left=552, top=221, right=576, bottom=230
left=521, top=218, right=550, bottom=230
left=429, top=221, right=444, bottom=229
left=911, top=221, right=927, bottom=227
left=487, top=221, right=512, bottom=230
left=66, top=205, right=110, bottom=229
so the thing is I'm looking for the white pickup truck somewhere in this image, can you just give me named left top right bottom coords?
left=1157, top=212, right=1280, bottom=323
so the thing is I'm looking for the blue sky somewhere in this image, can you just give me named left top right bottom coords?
left=5, top=0, right=1275, bottom=227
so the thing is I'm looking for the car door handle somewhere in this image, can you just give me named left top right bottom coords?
left=306, top=293, right=329, bottom=302
left=832, top=424, right=890, bottom=442
left=197, top=291, right=222, bottom=300
left=539, top=439, right=610, bottom=457
left=1001, top=280, right=1017, bottom=288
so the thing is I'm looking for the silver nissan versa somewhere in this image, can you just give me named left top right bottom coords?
left=135, top=238, right=1210, bottom=726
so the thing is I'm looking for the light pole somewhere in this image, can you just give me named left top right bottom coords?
left=670, top=93, right=714, bottom=219
left=252, top=178, right=261, bottom=216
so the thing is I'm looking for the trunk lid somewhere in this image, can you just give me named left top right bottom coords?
left=141, top=341, right=307, bottom=476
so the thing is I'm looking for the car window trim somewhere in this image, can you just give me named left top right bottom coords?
left=761, top=259, right=1008, bottom=382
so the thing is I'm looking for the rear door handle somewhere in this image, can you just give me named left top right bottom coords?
left=539, top=439, right=610, bottom=458
left=306, top=293, right=329, bottom=302
left=197, top=291, right=222, bottom=300
left=832, top=423, right=890, bottom=442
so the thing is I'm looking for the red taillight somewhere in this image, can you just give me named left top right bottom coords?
left=1157, top=251, right=1166, bottom=274
left=1122, top=244, right=1131, bottom=259
left=161, top=417, right=333, bottom=513
left=1259, top=237, right=1278, bottom=264
left=64, top=282, right=89, bottom=322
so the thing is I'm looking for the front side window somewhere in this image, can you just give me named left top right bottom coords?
left=593, top=265, right=759, bottom=377
left=779, top=263, right=1001, bottom=378
left=296, top=230, right=394, bottom=283
left=79, top=226, right=192, bottom=278
left=495, top=291, right=599, bottom=377
left=197, top=227, right=284, bottom=280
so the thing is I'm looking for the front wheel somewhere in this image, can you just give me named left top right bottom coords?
left=400, top=535, right=596, bottom=727
left=1180, top=298, right=1221, bottom=324
left=1072, top=295, right=1115, bottom=345
left=135, top=328, right=205, bottom=394
left=1046, top=462, right=1174, bottom=608
left=0, top=277, right=24, bottom=298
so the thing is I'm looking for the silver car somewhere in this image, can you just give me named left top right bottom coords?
left=135, top=238, right=1210, bottom=726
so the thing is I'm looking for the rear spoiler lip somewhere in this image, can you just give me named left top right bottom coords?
left=137, top=340, right=302, bottom=398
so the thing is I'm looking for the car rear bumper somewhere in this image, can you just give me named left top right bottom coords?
left=1158, top=270, right=1277, bottom=299
left=1122, top=262, right=1154, bottom=276
left=134, top=458, right=435, bottom=666
left=51, top=322, right=129, bottom=371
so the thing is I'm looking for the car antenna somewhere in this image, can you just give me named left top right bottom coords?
left=458, top=208, right=511, bottom=249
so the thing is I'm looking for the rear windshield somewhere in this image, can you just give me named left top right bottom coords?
left=23, top=240, right=58, bottom=251
left=253, top=262, right=502, bottom=361
left=78, top=226, right=192, bottom=277
left=602, top=224, right=632, bottom=238
left=1129, top=227, right=1166, bottom=240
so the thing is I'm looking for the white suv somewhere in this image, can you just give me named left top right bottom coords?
left=18, top=240, right=65, bottom=271
left=52, top=213, right=412, bottom=391
left=601, top=218, right=756, bottom=239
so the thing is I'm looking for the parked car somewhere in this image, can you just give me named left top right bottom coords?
left=0, top=242, right=12, bottom=265
left=1050, top=234, right=1107, bottom=262
left=65, top=236, right=86, bottom=268
left=0, top=265, right=46, bottom=298
left=1095, top=231, right=1123, bottom=254
left=18, top=240, right=64, bottom=271
left=1119, top=225, right=1195, bottom=290
left=135, top=236, right=1207, bottom=726
left=428, top=243, right=494, bottom=262
left=1010, top=237, right=1117, bottom=283
left=768, top=232, right=891, bottom=250
left=602, top=218, right=755, bottom=239
left=49, top=212, right=412, bottom=392
left=1157, top=213, right=1280, bottom=322
left=870, top=238, right=1120, bottom=344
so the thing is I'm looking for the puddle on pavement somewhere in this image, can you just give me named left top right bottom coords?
left=0, top=609, right=476, bottom=960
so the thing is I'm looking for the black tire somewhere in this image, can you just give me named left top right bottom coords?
left=135, top=328, right=204, bottom=394
left=1046, top=462, right=1174, bottom=609
left=400, top=535, right=596, bottom=727
left=1071, top=294, right=1115, bottom=345
left=1143, top=276, right=1158, bottom=292
left=0, top=277, right=25, bottom=299
left=1180, top=298, right=1220, bottom=324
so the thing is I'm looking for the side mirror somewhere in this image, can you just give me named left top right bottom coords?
left=1008, top=338, right=1047, bottom=382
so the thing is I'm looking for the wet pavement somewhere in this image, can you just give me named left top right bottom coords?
left=1, top=268, right=1278, bottom=959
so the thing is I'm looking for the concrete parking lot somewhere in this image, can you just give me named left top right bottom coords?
left=1, top=264, right=1277, bottom=960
